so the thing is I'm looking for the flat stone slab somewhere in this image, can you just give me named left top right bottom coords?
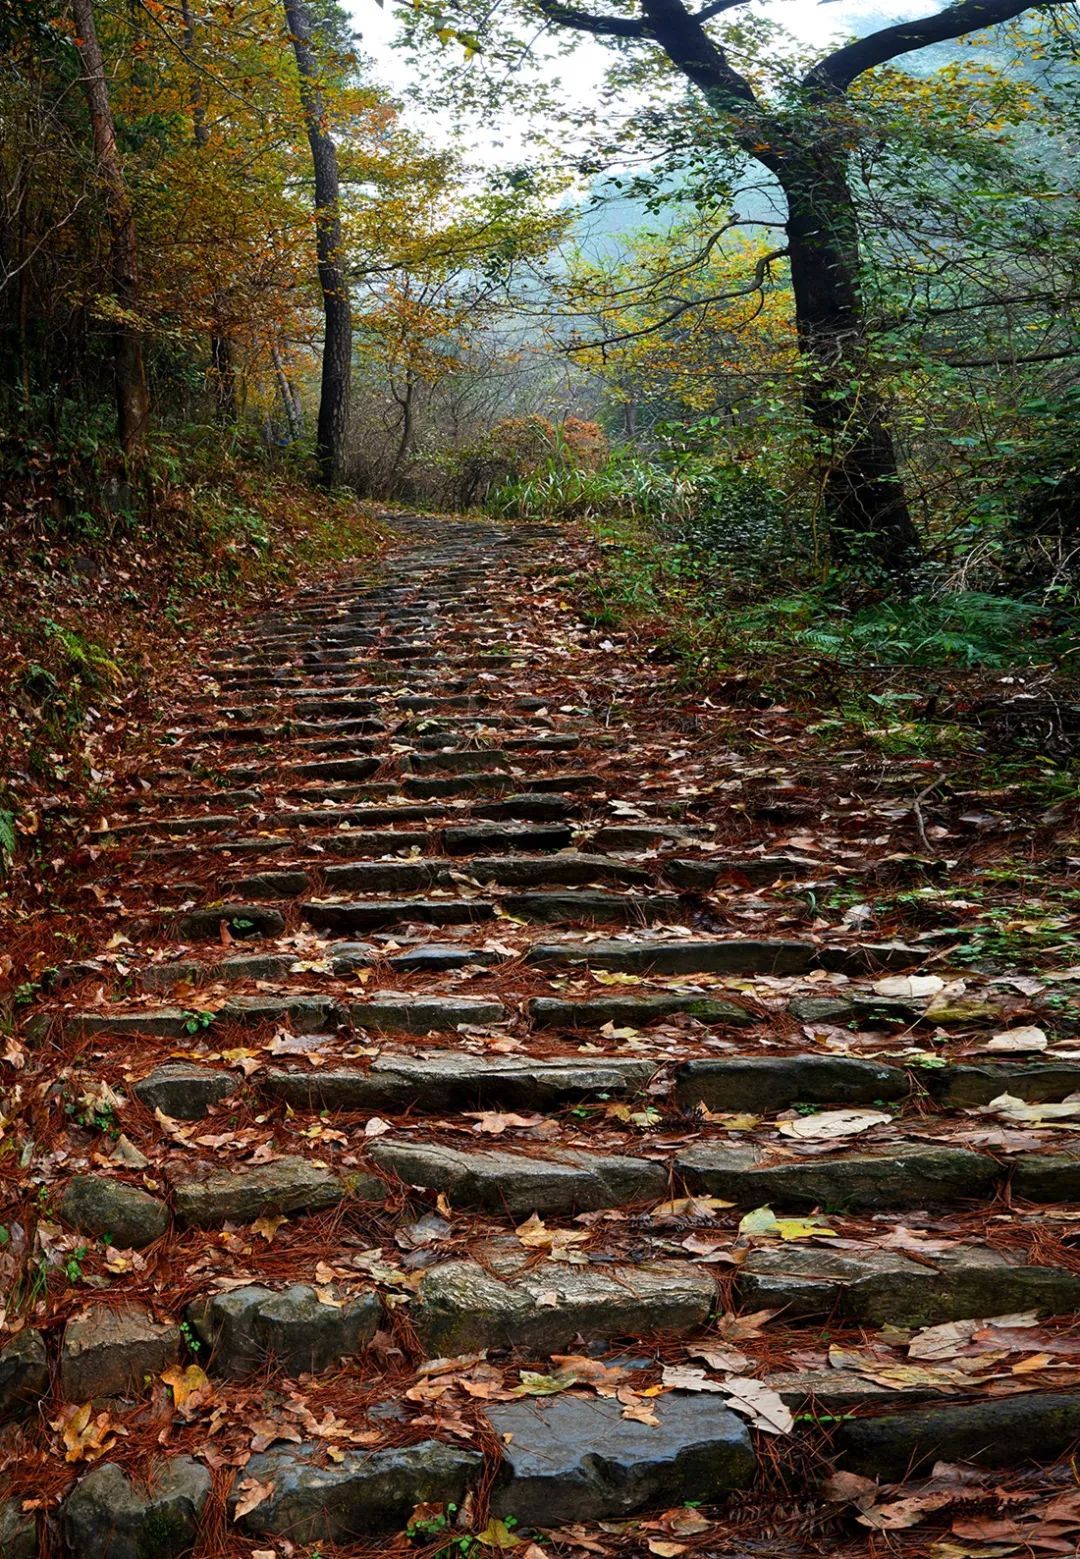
left=233, top=1441, right=481, bottom=1541
left=502, top=892, right=679, bottom=924
left=187, top=1283, right=381, bottom=1378
left=177, top=904, right=285, bottom=940
left=444, top=822, right=574, bottom=853
left=526, top=938, right=816, bottom=974
left=531, top=994, right=756, bottom=1028
left=737, top=1242, right=1080, bottom=1325
left=412, top=1257, right=714, bottom=1357
left=133, top=1062, right=239, bottom=1119
left=0, top=1330, right=48, bottom=1423
left=676, top=1141, right=998, bottom=1209
left=371, top=1140, right=665, bottom=1215
left=262, top=1054, right=652, bottom=1112
left=220, top=995, right=339, bottom=1031
left=172, top=1156, right=360, bottom=1226
left=387, top=943, right=503, bottom=972
left=487, top=1393, right=755, bottom=1525
left=64, top=1008, right=197, bottom=1038
left=0, top=1499, right=35, bottom=1559
left=1013, top=1150, right=1080, bottom=1201
left=60, top=1175, right=169, bottom=1248
left=464, top=853, right=648, bottom=887
left=61, top=1305, right=180, bottom=1401
left=63, top=1456, right=211, bottom=1558
left=347, top=993, right=507, bottom=1032
left=303, top=898, right=495, bottom=931
left=837, top=1391, right=1080, bottom=1479
left=932, top=1063, right=1080, bottom=1107
left=674, top=1056, right=908, bottom=1112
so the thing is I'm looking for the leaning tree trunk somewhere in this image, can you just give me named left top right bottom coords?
left=781, top=152, right=922, bottom=577
left=71, top=0, right=150, bottom=457
left=283, top=0, right=351, bottom=488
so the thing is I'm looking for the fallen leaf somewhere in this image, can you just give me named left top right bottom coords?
left=162, top=1363, right=214, bottom=1418
left=778, top=1108, right=892, bottom=1141
left=738, top=1206, right=837, bottom=1240
left=52, top=1402, right=117, bottom=1463
left=475, top=1516, right=521, bottom=1549
left=232, top=1477, right=275, bottom=1520
left=720, top=1377, right=793, bottom=1434
left=873, top=974, right=945, bottom=999
left=251, top=1213, right=286, bottom=1243
left=986, top=1026, right=1048, bottom=1052
left=660, top=1365, right=727, bottom=1393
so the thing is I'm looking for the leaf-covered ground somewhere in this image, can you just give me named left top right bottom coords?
left=0, top=510, right=1077, bottom=1559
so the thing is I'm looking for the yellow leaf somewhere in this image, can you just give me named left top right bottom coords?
left=251, top=1213, right=286, bottom=1243
left=161, top=1363, right=213, bottom=1418
left=476, top=1516, right=522, bottom=1548
left=52, top=1402, right=117, bottom=1463
left=738, top=1206, right=836, bottom=1240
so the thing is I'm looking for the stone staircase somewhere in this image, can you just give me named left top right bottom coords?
left=4, top=513, right=1079, bottom=1556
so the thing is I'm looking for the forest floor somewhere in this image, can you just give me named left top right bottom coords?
left=1, top=509, right=1079, bottom=1559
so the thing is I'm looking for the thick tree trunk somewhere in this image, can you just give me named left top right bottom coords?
left=71, top=0, right=150, bottom=457
left=283, top=0, right=351, bottom=488
left=780, top=153, right=922, bottom=575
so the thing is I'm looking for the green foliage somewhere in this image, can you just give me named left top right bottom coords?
left=738, top=592, right=1052, bottom=669
left=0, top=809, right=15, bottom=871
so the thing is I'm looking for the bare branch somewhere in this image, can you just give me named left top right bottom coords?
left=533, top=0, right=650, bottom=37
left=692, top=0, right=748, bottom=20
left=565, top=245, right=787, bottom=351
left=808, top=0, right=1073, bottom=94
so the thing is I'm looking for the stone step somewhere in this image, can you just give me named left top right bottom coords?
left=736, top=1242, right=1080, bottom=1324
left=526, top=936, right=921, bottom=974
left=65, top=991, right=506, bottom=1038
left=261, top=1053, right=652, bottom=1112
left=226, top=852, right=649, bottom=899
left=675, top=1140, right=998, bottom=1208
left=300, top=888, right=680, bottom=931
left=187, top=1283, right=381, bottom=1379
left=171, top=1156, right=377, bottom=1226
left=412, top=1250, right=714, bottom=1356
left=837, top=1392, right=1080, bottom=1479
left=527, top=937, right=816, bottom=974
left=370, top=1138, right=666, bottom=1214
left=530, top=992, right=758, bottom=1028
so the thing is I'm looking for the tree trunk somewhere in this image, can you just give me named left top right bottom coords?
left=271, top=341, right=304, bottom=441
left=779, top=154, right=922, bottom=576
left=283, top=0, right=351, bottom=488
left=180, top=0, right=237, bottom=426
left=71, top=0, right=150, bottom=457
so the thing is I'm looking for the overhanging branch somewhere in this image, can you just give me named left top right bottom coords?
left=533, top=0, right=650, bottom=37
left=807, top=0, right=1073, bottom=93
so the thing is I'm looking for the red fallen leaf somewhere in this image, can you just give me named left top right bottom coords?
left=951, top=1517, right=1024, bottom=1540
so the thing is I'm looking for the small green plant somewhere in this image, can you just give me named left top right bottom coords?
left=65, top=1245, right=89, bottom=1284
left=182, top=1009, right=216, bottom=1034
left=0, top=808, right=16, bottom=871
left=65, top=1097, right=120, bottom=1139
left=179, top=1320, right=202, bottom=1355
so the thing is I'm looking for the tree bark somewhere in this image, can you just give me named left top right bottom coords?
left=71, top=0, right=150, bottom=457
left=180, top=0, right=237, bottom=426
left=536, top=0, right=1070, bottom=578
left=780, top=152, right=921, bottom=573
left=283, top=0, right=351, bottom=488
left=271, top=341, right=304, bottom=441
